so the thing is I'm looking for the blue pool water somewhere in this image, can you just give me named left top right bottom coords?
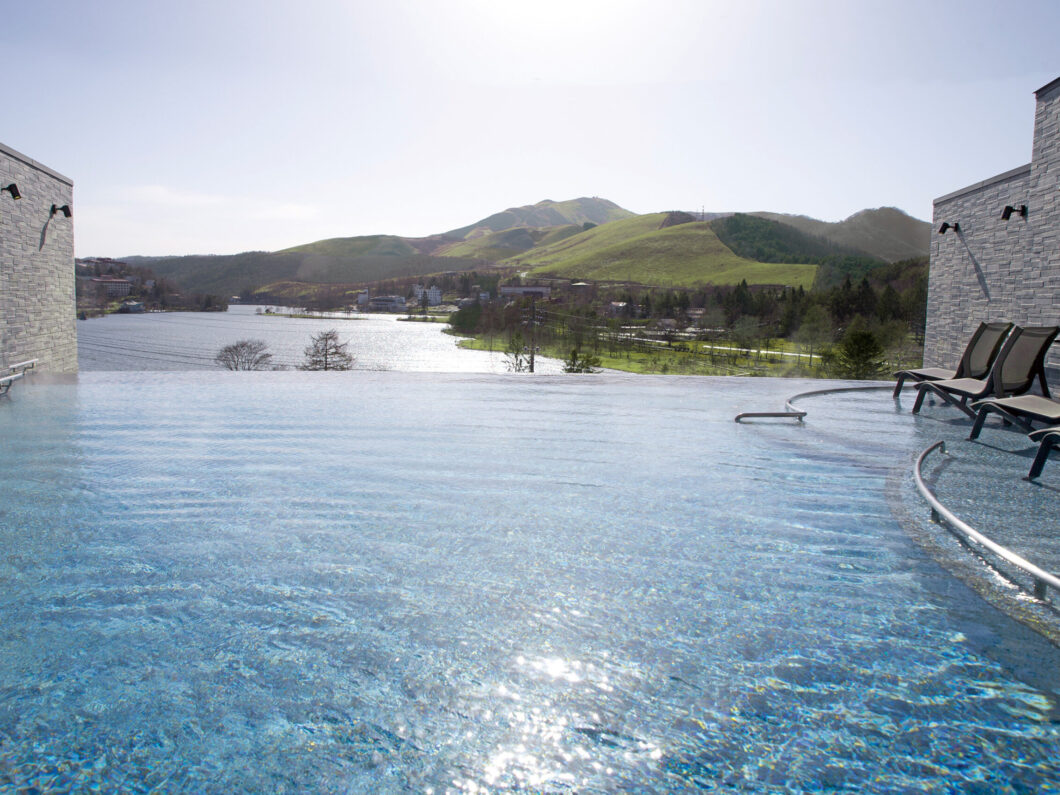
left=1, top=372, right=1058, bottom=792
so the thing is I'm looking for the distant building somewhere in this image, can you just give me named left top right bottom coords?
left=90, top=276, right=133, bottom=297
left=412, top=284, right=443, bottom=306
left=500, top=285, right=551, bottom=299
left=925, top=76, right=1060, bottom=376
left=368, top=295, right=407, bottom=312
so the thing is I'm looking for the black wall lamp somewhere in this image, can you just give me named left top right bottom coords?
left=50, top=203, right=72, bottom=218
left=938, top=221, right=959, bottom=234
left=1, top=183, right=20, bottom=200
left=1001, top=204, right=1027, bottom=220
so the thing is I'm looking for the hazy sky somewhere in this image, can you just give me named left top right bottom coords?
left=5, top=0, right=1058, bottom=257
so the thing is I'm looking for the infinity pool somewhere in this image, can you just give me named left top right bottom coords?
left=0, top=373, right=1057, bottom=792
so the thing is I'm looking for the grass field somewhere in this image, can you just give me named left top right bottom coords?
left=437, top=225, right=583, bottom=261
left=454, top=326, right=921, bottom=377
left=455, top=332, right=830, bottom=376
left=509, top=215, right=817, bottom=289
left=279, top=235, right=419, bottom=258
left=508, top=214, right=666, bottom=267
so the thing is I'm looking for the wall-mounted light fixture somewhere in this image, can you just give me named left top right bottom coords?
left=938, top=221, right=959, bottom=234
left=1, top=183, right=20, bottom=200
left=50, top=203, right=72, bottom=218
left=1001, top=204, right=1027, bottom=220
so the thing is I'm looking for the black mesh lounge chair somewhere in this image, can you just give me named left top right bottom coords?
left=1027, top=426, right=1060, bottom=479
left=893, top=321, right=1012, bottom=399
left=912, top=325, right=1060, bottom=419
left=968, top=393, right=1060, bottom=440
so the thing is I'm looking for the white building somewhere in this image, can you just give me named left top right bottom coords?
left=412, top=284, right=443, bottom=306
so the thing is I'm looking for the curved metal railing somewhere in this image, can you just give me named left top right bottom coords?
left=734, top=383, right=895, bottom=422
left=734, top=382, right=1059, bottom=601
left=915, top=440, right=1060, bottom=600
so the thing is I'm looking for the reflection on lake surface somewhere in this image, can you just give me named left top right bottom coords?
left=77, top=305, right=564, bottom=373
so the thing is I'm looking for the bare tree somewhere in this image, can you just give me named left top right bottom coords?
left=504, top=330, right=531, bottom=373
left=300, top=329, right=353, bottom=370
left=215, top=339, right=274, bottom=370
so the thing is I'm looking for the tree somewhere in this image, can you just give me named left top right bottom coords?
left=731, top=316, right=760, bottom=353
left=505, top=330, right=531, bottom=373
left=833, top=327, right=885, bottom=379
left=448, top=302, right=483, bottom=334
left=563, top=348, right=601, bottom=373
left=300, top=329, right=353, bottom=370
left=796, top=304, right=832, bottom=368
left=215, top=339, right=273, bottom=370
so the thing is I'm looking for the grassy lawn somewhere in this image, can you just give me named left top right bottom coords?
left=454, top=330, right=920, bottom=378
left=456, top=333, right=824, bottom=376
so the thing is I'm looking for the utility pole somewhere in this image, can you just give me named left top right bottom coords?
left=529, top=294, right=536, bottom=373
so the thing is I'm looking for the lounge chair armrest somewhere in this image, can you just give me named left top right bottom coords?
left=1028, top=427, right=1060, bottom=442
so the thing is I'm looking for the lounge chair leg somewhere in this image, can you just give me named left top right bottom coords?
left=1028, top=439, right=1057, bottom=480
left=892, top=375, right=906, bottom=399
left=912, top=386, right=928, bottom=414
left=969, top=406, right=992, bottom=440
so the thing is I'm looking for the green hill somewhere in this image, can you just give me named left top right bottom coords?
left=750, top=207, right=929, bottom=263
left=278, top=234, right=420, bottom=258
left=711, top=213, right=879, bottom=263
left=436, top=224, right=582, bottom=260
left=133, top=248, right=485, bottom=298
left=517, top=213, right=816, bottom=289
left=446, top=197, right=634, bottom=240
left=509, top=213, right=667, bottom=266
left=710, top=213, right=885, bottom=289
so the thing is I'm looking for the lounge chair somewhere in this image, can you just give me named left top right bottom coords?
left=968, top=393, right=1060, bottom=440
left=912, top=325, right=1060, bottom=419
left=893, top=321, right=1012, bottom=398
left=1027, top=426, right=1060, bottom=479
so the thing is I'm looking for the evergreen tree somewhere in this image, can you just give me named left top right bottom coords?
left=563, top=349, right=602, bottom=373
left=833, top=327, right=885, bottom=379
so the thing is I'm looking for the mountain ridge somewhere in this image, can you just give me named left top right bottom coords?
left=114, top=199, right=929, bottom=297
left=750, top=207, right=929, bottom=263
left=445, top=197, right=635, bottom=240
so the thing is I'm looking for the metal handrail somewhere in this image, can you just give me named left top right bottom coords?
left=6, top=359, right=38, bottom=374
left=0, top=372, right=24, bottom=396
left=914, top=440, right=1060, bottom=600
left=0, top=359, right=36, bottom=398
left=735, top=383, right=895, bottom=422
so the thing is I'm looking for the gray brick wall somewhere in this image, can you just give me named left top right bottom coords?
left=925, top=77, right=1060, bottom=378
left=0, top=143, right=77, bottom=374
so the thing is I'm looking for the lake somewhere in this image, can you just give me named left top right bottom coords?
left=76, top=305, right=565, bottom=374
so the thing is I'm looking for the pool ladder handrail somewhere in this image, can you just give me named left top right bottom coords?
left=0, top=359, right=38, bottom=397
left=734, top=384, right=894, bottom=423
left=915, top=440, right=1060, bottom=601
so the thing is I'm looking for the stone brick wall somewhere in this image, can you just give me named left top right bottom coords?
left=924, top=167, right=1032, bottom=365
left=0, top=143, right=77, bottom=374
left=924, top=78, right=1060, bottom=378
